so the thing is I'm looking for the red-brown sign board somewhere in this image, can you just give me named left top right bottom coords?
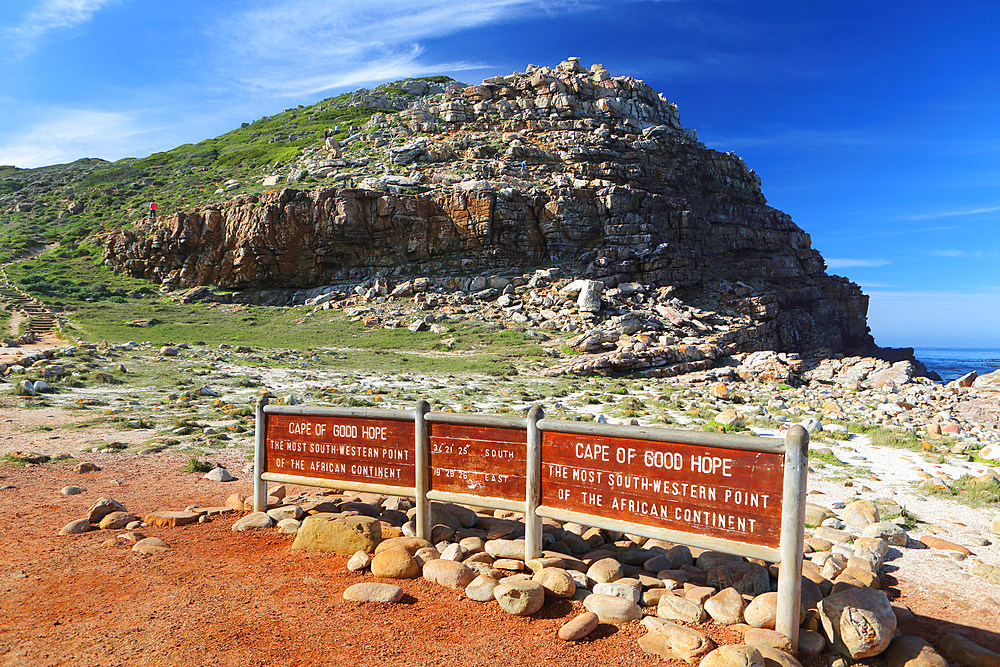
left=540, top=431, right=785, bottom=548
left=428, top=422, right=524, bottom=501
left=265, top=413, right=415, bottom=486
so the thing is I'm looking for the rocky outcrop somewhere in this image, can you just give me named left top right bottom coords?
left=101, top=58, right=878, bottom=357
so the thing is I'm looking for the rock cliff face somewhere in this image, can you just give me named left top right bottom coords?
left=102, top=58, right=877, bottom=357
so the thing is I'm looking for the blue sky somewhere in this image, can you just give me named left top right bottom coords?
left=1, top=0, right=997, bottom=348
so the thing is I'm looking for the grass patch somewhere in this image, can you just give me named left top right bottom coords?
left=880, top=506, right=919, bottom=530
left=846, top=423, right=922, bottom=451
left=1, top=452, right=51, bottom=465
left=809, top=449, right=847, bottom=466
left=919, top=474, right=1000, bottom=506
left=704, top=420, right=749, bottom=433
left=182, top=456, right=214, bottom=473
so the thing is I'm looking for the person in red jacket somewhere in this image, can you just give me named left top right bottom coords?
left=149, top=200, right=157, bottom=220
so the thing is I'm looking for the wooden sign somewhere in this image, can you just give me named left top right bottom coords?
left=428, top=422, right=524, bottom=501
left=265, top=413, right=415, bottom=486
left=540, top=430, right=785, bottom=548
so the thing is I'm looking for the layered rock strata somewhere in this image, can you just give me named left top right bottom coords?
left=102, top=58, right=877, bottom=357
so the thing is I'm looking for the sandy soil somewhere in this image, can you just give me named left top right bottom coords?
left=1, top=433, right=999, bottom=667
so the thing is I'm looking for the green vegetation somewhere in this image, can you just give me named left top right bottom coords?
left=182, top=456, right=214, bottom=473
left=6, top=241, right=153, bottom=306
left=809, top=448, right=847, bottom=466
left=846, top=423, right=923, bottom=451
left=704, top=420, right=749, bottom=433
left=0, top=77, right=456, bottom=264
left=919, top=474, right=1000, bottom=507
left=1, top=452, right=51, bottom=466
left=881, top=506, right=919, bottom=530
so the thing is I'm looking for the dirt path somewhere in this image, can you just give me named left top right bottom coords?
left=0, top=331, right=66, bottom=367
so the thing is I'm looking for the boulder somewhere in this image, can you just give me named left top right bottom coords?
left=291, top=514, right=382, bottom=554
left=937, top=632, right=1000, bottom=667
left=98, top=512, right=139, bottom=530
left=88, top=497, right=127, bottom=524
left=465, top=574, right=499, bottom=602
left=885, top=635, right=950, bottom=667
left=132, top=537, right=169, bottom=555
left=533, top=567, right=577, bottom=598
left=493, top=580, right=545, bottom=616
left=231, top=512, right=275, bottom=532
left=343, top=582, right=404, bottom=603
left=422, top=559, right=476, bottom=590
left=708, top=561, right=771, bottom=597
left=144, top=510, right=200, bottom=528
left=586, top=557, right=624, bottom=583
left=744, top=592, right=779, bottom=629
left=705, top=587, right=745, bottom=625
left=58, top=518, right=95, bottom=535
left=583, top=593, right=642, bottom=624
left=817, top=585, right=896, bottom=658
left=657, top=592, right=707, bottom=623
left=637, top=617, right=716, bottom=663
left=842, top=500, right=880, bottom=528
left=370, top=546, right=420, bottom=579
left=375, top=536, right=434, bottom=555
left=700, top=644, right=765, bottom=667
left=753, top=644, right=805, bottom=667
left=593, top=578, right=641, bottom=604
left=558, top=611, right=600, bottom=641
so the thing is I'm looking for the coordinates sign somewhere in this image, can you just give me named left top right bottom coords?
left=266, top=414, right=415, bottom=486
left=540, top=431, right=784, bottom=548
left=428, top=422, right=524, bottom=500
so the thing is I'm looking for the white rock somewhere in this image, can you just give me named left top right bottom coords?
left=203, top=467, right=236, bottom=482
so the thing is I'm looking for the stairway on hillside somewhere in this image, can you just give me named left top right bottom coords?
left=0, top=273, right=57, bottom=337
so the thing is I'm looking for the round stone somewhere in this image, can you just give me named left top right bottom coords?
left=558, top=611, right=600, bottom=641
left=343, top=582, right=404, bottom=603
left=231, top=512, right=275, bottom=532
left=465, top=574, right=499, bottom=602
left=58, top=518, right=94, bottom=535
left=132, top=537, right=169, bottom=554
left=594, top=578, right=642, bottom=604
left=586, top=557, right=624, bottom=584
left=370, top=546, right=420, bottom=579
left=583, top=593, right=642, bottom=624
left=276, top=518, right=301, bottom=533
left=493, top=580, right=546, bottom=616
left=347, top=550, right=372, bottom=571
left=423, top=559, right=476, bottom=589
left=533, top=567, right=576, bottom=598
left=744, top=592, right=778, bottom=629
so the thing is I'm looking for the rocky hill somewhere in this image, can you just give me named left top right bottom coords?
left=99, top=59, right=881, bottom=369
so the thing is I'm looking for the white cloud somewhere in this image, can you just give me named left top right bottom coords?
left=927, top=250, right=965, bottom=257
left=825, top=258, right=890, bottom=268
left=706, top=128, right=877, bottom=152
left=902, top=204, right=1000, bottom=221
left=4, top=0, right=118, bottom=55
left=215, top=0, right=592, bottom=96
left=0, top=108, right=149, bottom=168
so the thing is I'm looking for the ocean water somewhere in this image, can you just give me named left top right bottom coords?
left=912, top=347, right=1000, bottom=382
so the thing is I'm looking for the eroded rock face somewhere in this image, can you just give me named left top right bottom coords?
left=102, top=59, right=877, bottom=357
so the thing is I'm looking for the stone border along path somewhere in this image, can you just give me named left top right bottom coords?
left=0, top=256, right=60, bottom=343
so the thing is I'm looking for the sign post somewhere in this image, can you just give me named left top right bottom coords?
left=253, top=403, right=807, bottom=650
left=776, top=424, right=809, bottom=652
